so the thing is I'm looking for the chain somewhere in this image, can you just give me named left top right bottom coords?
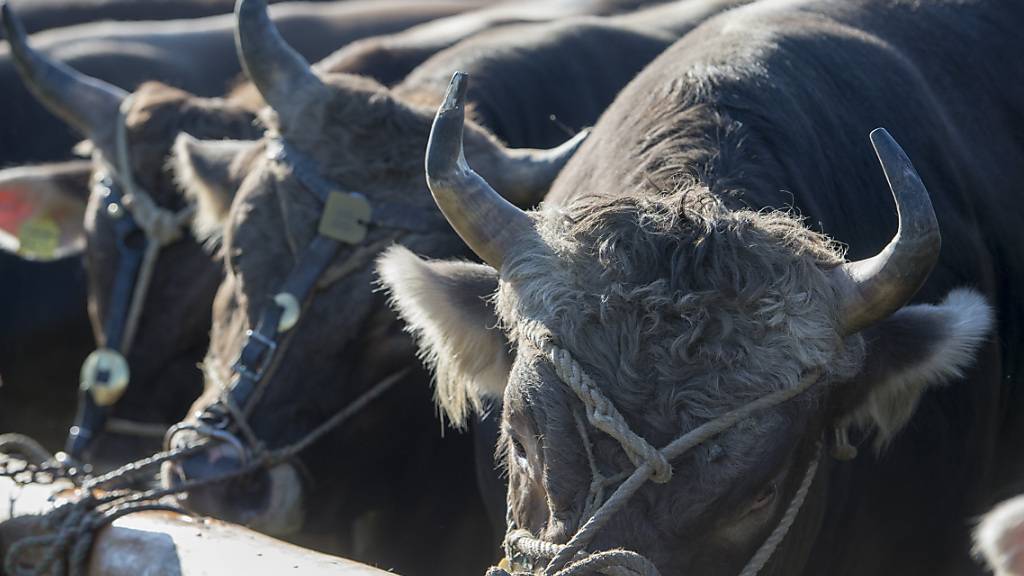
left=0, top=459, right=80, bottom=488
left=0, top=435, right=86, bottom=488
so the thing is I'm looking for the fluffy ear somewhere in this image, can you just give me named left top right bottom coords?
left=172, top=134, right=253, bottom=242
left=975, top=495, right=1024, bottom=576
left=377, top=245, right=510, bottom=428
left=833, top=288, right=994, bottom=448
left=0, top=161, right=92, bottom=260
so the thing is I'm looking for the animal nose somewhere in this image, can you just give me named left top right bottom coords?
left=178, top=442, right=246, bottom=481
left=162, top=442, right=270, bottom=524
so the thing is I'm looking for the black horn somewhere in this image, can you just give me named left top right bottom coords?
left=836, top=128, right=941, bottom=334
left=234, top=0, right=325, bottom=117
left=1, top=0, right=125, bottom=145
left=425, top=72, right=537, bottom=270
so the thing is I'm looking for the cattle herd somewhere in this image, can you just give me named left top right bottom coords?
left=0, top=0, right=1021, bottom=574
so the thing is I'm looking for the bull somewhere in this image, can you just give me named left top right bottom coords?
left=3, top=0, right=259, bottom=37
left=0, top=0, right=475, bottom=167
left=0, top=0, right=473, bottom=465
left=159, top=0, right=748, bottom=572
left=0, top=0, right=666, bottom=466
left=382, top=0, right=1024, bottom=573
left=320, top=0, right=689, bottom=87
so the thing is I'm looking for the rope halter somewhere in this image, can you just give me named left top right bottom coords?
left=493, top=321, right=825, bottom=576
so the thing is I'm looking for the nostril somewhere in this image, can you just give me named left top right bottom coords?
left=178, top=450, right=244, bottom=482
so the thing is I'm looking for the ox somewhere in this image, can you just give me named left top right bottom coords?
left=382, top=0, right=1024, bottom=574
left=320, top=0, right=680, bottom=88
left=0, top=0, right=679, bottom=463
left=160, top=0, right=748, bottom=572
left=0, top=0, right=475, bottom=167
left=0, top=0, right=473, bottom=465
left=3, top=0, right=257, bottom=37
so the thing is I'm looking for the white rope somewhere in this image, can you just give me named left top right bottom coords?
left=737, top=444, right=821, bottom=576
left=495, top=323, right=825, bottom=576
left=524, top=322, right=671, bottom=484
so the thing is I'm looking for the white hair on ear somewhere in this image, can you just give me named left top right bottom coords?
left=854, top=288, right=994, bottom=447
left=170, top=135, right=249, bottom=248
left=975, top=495, right=1024, bottom=576
left=377, top=245, right=509, bottom=428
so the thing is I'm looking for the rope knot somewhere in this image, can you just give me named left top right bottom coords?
left=540, top=342, right=672, bottom=484
left=122, top=192, right=191, bottom=246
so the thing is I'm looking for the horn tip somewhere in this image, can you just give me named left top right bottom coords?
left=441, top=71, right=469, bottom=113
left=1, top=1, right=17, bottom=35
left=868, top=127, right=907, bottom=162
left=2, top=0, right=29, bottom=52
left=869, top=127, right=891, bottom=142
left=236, top=0, right=268, bottom=20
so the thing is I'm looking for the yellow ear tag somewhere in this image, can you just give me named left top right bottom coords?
left=17, top=216, right=60, bottom=259
left=318, top=191, right=371, bottom=245
left=497, top=557, right=512, bottom=571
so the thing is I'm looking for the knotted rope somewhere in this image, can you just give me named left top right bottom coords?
left=3, top=367, right=408, bottom=576
left=491, top=322, right=824, bottom=576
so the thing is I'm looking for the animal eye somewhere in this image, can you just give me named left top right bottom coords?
left=749, top=482, right=777, bottom=514
left=509, top=436, right=529, bottom=470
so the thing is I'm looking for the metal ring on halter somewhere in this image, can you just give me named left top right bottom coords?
left=274, top=292, right=301, bottom=332
left=79, top=348, right=131, bottom=407
left=163, top=422, right=249, bottom=466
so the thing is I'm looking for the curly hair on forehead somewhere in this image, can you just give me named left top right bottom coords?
left=499, top=184, right=864, bottom=442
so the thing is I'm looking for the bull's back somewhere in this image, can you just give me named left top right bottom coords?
left=552, top=0, right=1024, bottom=264
left=397, top=19, right=674, bottom=149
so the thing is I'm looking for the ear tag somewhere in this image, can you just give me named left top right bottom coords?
left=80, top=348, right=130, bottom=407
left=318, top=191, right=371, bottom=244
left=17, top=216, right=60, bottom=259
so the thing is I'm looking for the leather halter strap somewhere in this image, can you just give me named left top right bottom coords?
left=65, top=176, right=147, bottom=459
left=65, top=98, right=193, bottom=460
left=228, top=234, right=342, bottom=409
left=188, top=138, right=440, bottom=458
left=267, top=140, right=440, bottom=233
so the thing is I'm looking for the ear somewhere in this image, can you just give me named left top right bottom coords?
left=172, top=134, right=253, bottom=242
left=377, top=245, right=510, bottom=428
left=833, top=288, right=994, bottom=448
left=0, top=161, right=92, bottom=260
left=975, top=495, right=1024, bottom=576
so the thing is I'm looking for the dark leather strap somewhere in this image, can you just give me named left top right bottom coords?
left=270, top=140, right=444, bottom=234
left=65, top=175, right=148, bottom=458
left=227, top=235, right=341, bottom=408
left=201, top=138, right=436, bottom=446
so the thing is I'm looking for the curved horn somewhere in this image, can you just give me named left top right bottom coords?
left=486, top=129, right=589, bottom=207
left=837, top=128, right=941, bottom=334
left=426, top=72, right=536, bottom=270
left=235, top=0, right=325, bottom=115
left=1, top=0, right=125, bottom=140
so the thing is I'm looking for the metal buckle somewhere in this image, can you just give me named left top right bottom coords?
left=231, top=329, right=278, bottom=381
